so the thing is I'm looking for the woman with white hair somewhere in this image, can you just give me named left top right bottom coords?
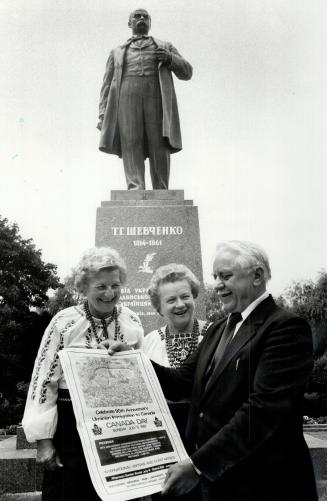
left=22, top=247, right=143, bottom=501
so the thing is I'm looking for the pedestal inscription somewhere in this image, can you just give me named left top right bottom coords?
left=95, top=190, right=205, bottom=333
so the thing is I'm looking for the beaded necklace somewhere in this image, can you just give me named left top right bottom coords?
left=83, top=300, right=124, bottom=347
left=159, top=318, right=200, bottom=368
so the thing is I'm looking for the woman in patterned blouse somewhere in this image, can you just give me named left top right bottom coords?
left=144, top=264, right=210, bottom=432
left=22, top=247, right=144, bottom=501
left=143, top=264, right=210, bottom=501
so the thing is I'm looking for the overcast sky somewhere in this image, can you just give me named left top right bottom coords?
left=1, top=0, right=326, bottom=296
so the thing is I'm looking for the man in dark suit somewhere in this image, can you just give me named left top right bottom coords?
left=149, top=240, right=318, bottom=500
left=97, top=8, right=192, bottom=190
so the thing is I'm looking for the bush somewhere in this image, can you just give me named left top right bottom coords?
left=204, top=284, right=225, bottom=322
left=6, top=424, right=17, bottom=435
left=0, top=215, right=59, bottom=406
left=0, top=381, right=30, bottom=428
left=304, top=354, right=327, bottom=417
left=311, top=354, right=327, bottom=387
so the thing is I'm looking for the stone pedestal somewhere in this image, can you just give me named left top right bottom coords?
left=0, top=429, right=42, bottom=495
left=95, top=190, right=205, bottom=333
left=16, top=426, right=36, bottom=450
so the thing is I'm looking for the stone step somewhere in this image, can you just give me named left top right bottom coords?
left=1, top=431, right=327, bottom=500
left=16, top=426, right=36, bottom=450
left=0, top=436, right=43, bottom=493
left=304, top=424, right=327, bottom=432
left=0, top=493, right=41, bottom=500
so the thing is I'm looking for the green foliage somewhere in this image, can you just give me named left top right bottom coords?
left=204, top=284, right=225, bottom=322
left=0, top=216, right=59, bottom=311
left=0, top=381, right=32, bottom=428
left=0, top=215, right=59, bottom=417
left=282, top=270, right=327, bottom=323
left=281, top=270, right=327, bottom=357
left=280, top=270, right=327, bottom=417
left=311, top=354, right=327, bottom=386
left=46, top=274, right=82, bottom=316
left=304, top=354, right=327, bottom=418
left=274, top=295, right=288, bottom=309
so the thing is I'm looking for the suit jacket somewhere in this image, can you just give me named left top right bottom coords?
left=98, top=38, right=192, bottom=157
left=153, top=296, right=318, bottom=501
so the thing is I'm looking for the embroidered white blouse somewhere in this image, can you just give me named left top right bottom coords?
left=22, top=304, right=143, bottom=442
left=143, top=319, right=210, bottom=367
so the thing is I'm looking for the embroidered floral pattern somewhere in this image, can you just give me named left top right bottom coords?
left=30, top=316, right=60, bottom=400
left=158, top=319, right=211, bottom=368
left=23, top=305, right=143, bottom=441
left=31, top=304, right=142, bottom=403
left=130, top=313, right=142, bottom=326
left=38, top=319, right=76, bottom=404
left=85, top=327, right=93, bottom=348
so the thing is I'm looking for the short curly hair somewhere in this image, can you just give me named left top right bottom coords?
left=148, top=263, right=200, bottom=313
left=74, top=247, right=127, bottom=295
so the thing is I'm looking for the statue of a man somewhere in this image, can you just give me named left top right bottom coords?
left=97, top=9, right=193, bottom=190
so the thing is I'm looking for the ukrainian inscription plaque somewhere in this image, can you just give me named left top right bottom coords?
left=95, top=190, right=205, bottom=333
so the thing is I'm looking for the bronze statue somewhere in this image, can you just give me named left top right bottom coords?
left=97, top=9, right=192, bottom=190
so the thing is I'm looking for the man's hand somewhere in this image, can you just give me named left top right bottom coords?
left=161, top=459, right=200, bottom=496
left=98, top=340, right=133, bottom=356
left=156, top=48, right=172, bottom=65
left=36, top=438, right=63, bottom=471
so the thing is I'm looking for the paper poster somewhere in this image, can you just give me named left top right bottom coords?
left=59, top=348, right=188, bottom=500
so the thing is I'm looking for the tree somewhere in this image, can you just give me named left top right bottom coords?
left=204, top=284, right=225, bottom=322
left=280, top=271, right=327, bottom=418
left=46, top=274, right=82, bottom=316
left=282, top=270, right=327, bottom=357
left=0, top=216, right=60, bottom=413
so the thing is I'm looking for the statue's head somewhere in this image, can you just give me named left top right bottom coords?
left=128, top=8, right=151, bottom=36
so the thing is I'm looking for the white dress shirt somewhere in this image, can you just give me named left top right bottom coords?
left=232, top=290, right=270, bottom=339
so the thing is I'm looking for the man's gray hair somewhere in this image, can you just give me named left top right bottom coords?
left=215, top=240, right=271, bottom=283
